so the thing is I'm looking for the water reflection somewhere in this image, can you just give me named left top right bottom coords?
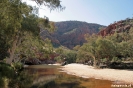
left=26, top=65, right=128, bottom=88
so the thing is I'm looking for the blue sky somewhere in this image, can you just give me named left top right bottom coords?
left=23, top=0, right=133, bottom=26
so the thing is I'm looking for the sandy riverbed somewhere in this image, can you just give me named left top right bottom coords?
left=61, top=63, right=133, bottom=84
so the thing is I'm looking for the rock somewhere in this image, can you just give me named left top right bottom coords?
left=98, top=19, right=133, bottom=36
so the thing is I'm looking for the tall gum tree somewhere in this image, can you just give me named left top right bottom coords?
left=0, top=0, right=64, bottom=64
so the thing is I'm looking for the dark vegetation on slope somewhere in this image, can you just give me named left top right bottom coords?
left=40, top=21, right=106, bottom=49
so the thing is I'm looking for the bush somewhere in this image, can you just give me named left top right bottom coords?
left=12, top=62, right=23, bottom=72
left=0, top=62, right=14, bottom=87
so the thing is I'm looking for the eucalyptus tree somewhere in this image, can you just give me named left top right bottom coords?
left=76, top=45, right=93, bottom=63
left=95, top=38, right=116, bottom=63
left=0, top=0, right=64, bottom=64
left=41, top=38, right=54, bottom=59
left=0, top=0, right=32, bottom=63
left=78, top=34, right=117, bottom=67
left=77, top=34, right=99, bottom=66
left=15, top=15, right=55, bottom=60
left=54, top=46, right=65, bottom=63
left=0, top=0, right=64, bottom=87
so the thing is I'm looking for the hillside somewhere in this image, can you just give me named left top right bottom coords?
left=98, top=18, right=133, bottom=36
left=40, top=21, right=105, bottom=49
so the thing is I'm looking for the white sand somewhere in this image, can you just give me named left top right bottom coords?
left=61, top=63, right=133, bottom=84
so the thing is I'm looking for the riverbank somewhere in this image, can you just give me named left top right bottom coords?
left=61, top=63, right=133, bottom=84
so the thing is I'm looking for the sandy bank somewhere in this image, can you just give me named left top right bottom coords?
left=61, top=63, right=133, bottom=84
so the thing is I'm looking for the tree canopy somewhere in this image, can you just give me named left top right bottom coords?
left=0, top=0, right=64, bottom=64
left=0, top=0, right=64, bottom=87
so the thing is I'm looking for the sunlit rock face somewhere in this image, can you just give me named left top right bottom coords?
left=98, top=19, right=133, bottom=36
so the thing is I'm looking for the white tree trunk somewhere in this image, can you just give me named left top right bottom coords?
left=6, top=36, right=19, bottom=64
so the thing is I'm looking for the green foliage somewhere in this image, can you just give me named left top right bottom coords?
left=21, top=14, right=39, bottom=36
left=32, top=0, right=65, bottom=11
left=54, top=46, right=77, bottom=63
left=11, top=62, right=23, bottom=72
left=73, top=45, right=80, bottom=51
left=0, top=0, right=64, bottom=87
left=0, top=62, right=14, bottom=78
left=111, top=57, right=120, bottom=62
left=0, top=0, right=61, bottom=64
left=65, top=51, right=77, bottom=64
left=63, top=28, right=77, bottom=35
left=55, top=56, right=62, bottom=63
left=0, top=0, right=38, bottom=63
left=77, top=34, right=99, bottom=66
left=0, top=62, right=34, bottom=88
left=77, top=23, right=133, bottom=67
left=0, top=62, right=14, bottom=87
left=0, top=36, right=9, bottom=60
left=16, top=34, right=55, bottom=60
left=96, top=38, right=116, bottom=60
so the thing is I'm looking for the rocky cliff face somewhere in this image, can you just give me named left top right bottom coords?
left=98, top=19, right=133, bottom=36
left=41, top=21, right=105, bottom=49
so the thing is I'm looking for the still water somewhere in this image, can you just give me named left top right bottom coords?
left=26, top=65, right=128, bottom=88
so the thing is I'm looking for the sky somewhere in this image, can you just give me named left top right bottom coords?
left=23, top=0, right=133, bottom=26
